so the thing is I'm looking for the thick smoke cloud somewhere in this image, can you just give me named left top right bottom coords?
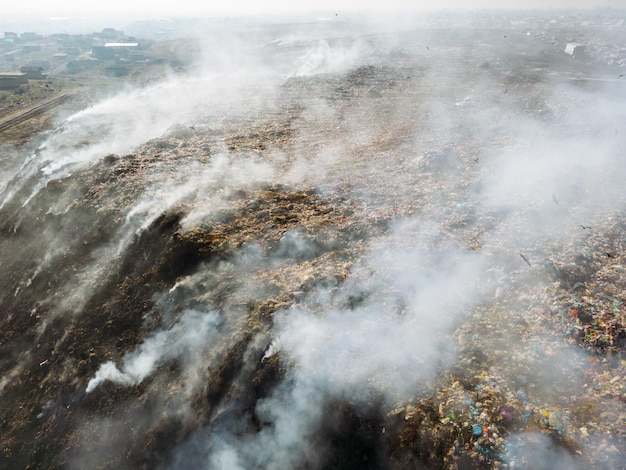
left=201, top=221, right=489, bottom=467
left=269, top=219, right=487, bottom=399
left=293, top=38, right=365, bottom=76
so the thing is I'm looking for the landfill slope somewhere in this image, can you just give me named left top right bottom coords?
left=0, top=21, right=625, bottom=469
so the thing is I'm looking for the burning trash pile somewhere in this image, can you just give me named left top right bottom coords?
left=384, top=214, right=626, bottom=469
left=1, top=22, right=625, bottom=470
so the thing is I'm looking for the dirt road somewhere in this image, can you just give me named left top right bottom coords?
left=0, top=90, right=77, bottom=134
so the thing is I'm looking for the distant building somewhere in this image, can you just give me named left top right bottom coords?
left=20, top=65, right=45, bottom=79
left=92, top=43, right=139, bottom=60
left=4, top=50, right=19, bottom=61
left=91, top=46, right=116, bottom=60
left=0, top=72, right=27, bottom=89
left=26, top=60, right=50, bottom=70
left=22, top=44, right=42, bottom=52
left=0, top=77, right=22, bottom=90
left=127, top=52, right=147, bottom=62
left=104, top=42, right=139, bottom=48
left=100, top=28, right=123, bottom=40
left=565, top=42, right=586, bottom=58
left=65, top=58, right=97, bottom=74
left=104, top=64, right=129, bottom=77
left=21, top=32, right=40, bottom=41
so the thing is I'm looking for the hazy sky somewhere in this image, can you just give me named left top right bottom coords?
left=1, top=0, right=623, bottom=36
left=4, top=0, right=625, bottom=16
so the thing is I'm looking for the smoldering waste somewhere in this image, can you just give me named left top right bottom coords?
left=1, top=31, right=626, bottom=470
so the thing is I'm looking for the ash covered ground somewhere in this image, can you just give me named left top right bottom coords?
left=1, top=12, right=626, bottom=469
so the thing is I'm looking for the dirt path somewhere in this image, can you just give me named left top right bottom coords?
left=0, top=90, right=78, bottom=134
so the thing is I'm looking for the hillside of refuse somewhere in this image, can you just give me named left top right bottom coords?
left=1, top=16, right=625, bottom=469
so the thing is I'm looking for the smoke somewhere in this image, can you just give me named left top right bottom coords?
left=201, top=217, right=488, bottom=467
left=503, top=432, right=582, bottom=469
left=269, top=220, right=485, bottom=397
left=24, top=73, right=277, bottom=188
left=0, top=29, right=287, bottom=214
left=292, top=38, right=365, bottom=76
left=3, top=11, right=626, bottom=470
left=86, top=309, right=220, bottom=392
left=206, top=375, right=329, bottom=469
left=187, top=36, right=626, bottom=469
left=481, top=118, right=625, bottom=224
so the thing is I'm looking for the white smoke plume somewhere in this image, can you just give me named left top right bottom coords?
left=269, top=219, right=486, bottom=396
left=293, top=38, right=365, bottom=76
left=502, top=432, right=582, bottom=469
left=86, top=310, right=220, bottom=393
